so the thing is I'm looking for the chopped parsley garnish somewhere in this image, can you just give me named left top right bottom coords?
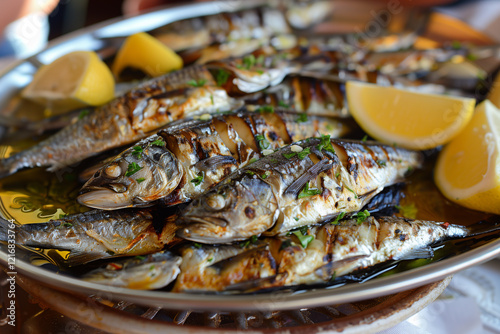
left=278, top=100, right=290, bottom=108
left=256, top=54, right=265, bottom=66
left=242, top=54, right=256, bottom=69
left=187, top=79, right=207, bottom=87
left=193, top=243, right=202, bottom=249
left=132, top=146, right=143, bottom=159
left=240, top=235, right=258, bottom=248
left=280, top=239, right=294, bottom=250
left=215, top=69, right=230, bottom=86
left=255, top=134, right=270, bottom=150
left=296, top=113, right=308, bottom=123
left=135, top=255, right=145, bottom=261
left=149, top=265, right=155, bottom=271
left=207, top=257, right=213, bottom=262
left=250, top=235, right=258, bottom=244
left=317, top=134, right=336, bottom=154
left=466, top=53, right=478, bottom=61
left=283, top=147, right=311, bottom=160
left=298, top=182, right=322, bottom=199
left=261, top=171, right=270, bottom=179
left=331, top=211, right=345, bottom=225
left=63, top=222, right=73, bottom=228
left=151, top=138, right=164, bottom=146
left=376, top=160, right=386, bottom=167
left=395, top=203, right=418, bottom=219
left=78, top=109, right=90, bottom=120
left=355, top=210, right=370, bottom=224
left=136, top=177, right=146, bottom=183
left=335, top=171, right=340, bottom=178
left=210, top=94, right=214, bottom=105
left=125, top=162, right=143, bottom=177
left=249, top=157, right=259, bottom=164
left=246, top=171, right=255, bottom=176
left=362, top=135, right=368, bottom=142
left=59, top=213, right=68, bottom=219
left=255, top=105, right=274, bottom=113
left=294, top=217, right=299, bottom=221
left=344, top=185, right=358, bottom=199
left=190, top=172, right=204, bottom=186
left=292, top=230, right=314, bottom=248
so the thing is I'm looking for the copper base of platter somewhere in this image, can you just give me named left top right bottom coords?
left=6, top=272, right=451, bottom=334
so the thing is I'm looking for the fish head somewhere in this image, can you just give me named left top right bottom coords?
left=78, top=140, right=183, bottom=210
left=178, top=175, right=278, bottom=243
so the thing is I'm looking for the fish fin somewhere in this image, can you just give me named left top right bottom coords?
left=394, top=246, right=434, bottom=261
left=314, top=255, right=369, bottom=281
left=284, top=159, right=332, bottom=197
left=466, top=216, right=500, bottom=237
left=208, top=244, right=269, bottom=271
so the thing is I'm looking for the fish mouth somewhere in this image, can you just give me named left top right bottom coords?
left=77, top=188, right=133, bottom=210
left=177, top=215, right=241, bottom=244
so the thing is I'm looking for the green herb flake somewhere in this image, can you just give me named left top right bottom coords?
left=255, top=134, right=270, bottom=150
left=207, top=257, right=213, bottom=262
left=149, top=265, right=155, bottom=271
left=362, top=135, right=368, bottom=142
left=58, top=213, right=68, bottom=219
left=78, top=110, right=90, bottom=120
left=298, top=182, right=322, bottom=199
left=242, top=54, right=256, bottom=69
left=215, top=69, right=230, bottom=86
left=187, top=79, right=207, bottom=87
left=330, top=271, right=337, bottom=282
left=135, top=255, right=145, bottom=261
left=246, top=171, right=255, bottom=176
left=190, top=172, right=204, bottom=186
left=193, top=243, right=202, bottom=249
left=296, top=113, right=308, bottom=123
left=210, top=94, right=214, bottom=105
left=249, top=158, right=259, bottom=164
left=240, top=240, right=251, bottom=248
left=151, top=138, right=164, bottom=147
left=376, top=160, right=387, bottom=167
left=132, top=146, right=143, bottom=159
left=395, top=203, right=418, bottom=219
left=256, top=54, right=265, bottom=65
left=331, top=211, right=346, bottom=225
left=335, top=172, right=340, bottom=178
left=317, top=134, right=336, bottom=154
left=466, top=53, right=478, bottom=61
left=261, top=171, right=270, bottom=179
left=355, top=210, right=371, bottom=224
left=136, top=177, right=146, bottom=183
left=63, top=222, right=73, bottom=228
left=250, top=235, right=259, bottom=244
left=451, top=41, right=462, bottom=50
left=278, top=100, right=290, bottom=108
left=292, top=230, right=314, bottom=249
left=344, top=185, right=358, bottom=199
left=294, top=217, right=299, bottom=221
left=256, top=105, right=274, bottom=113
left=125, top=162, right=143, bottom=177
left=283, top=147, right=311, bottom=160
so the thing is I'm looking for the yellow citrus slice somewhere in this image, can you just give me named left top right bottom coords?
left=346, top=81, right=476, bottom=150
left=22, top=51, right=115, bottom=111
left=434, top=100, right=500, bottom=214
left=112, top=32, right=183, bottom=78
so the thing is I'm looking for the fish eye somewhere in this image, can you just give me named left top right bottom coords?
left=205, top=193, right=226, bottom=210
left=94, top=170, right=101, bottom=178
left=104, top=165, right=122, bottom=178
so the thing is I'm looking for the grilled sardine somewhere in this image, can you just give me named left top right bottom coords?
left=78, top=110, right=349, bottom=210
left=178, top=138, right=423, bottom=243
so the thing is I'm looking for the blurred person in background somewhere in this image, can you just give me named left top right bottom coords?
left=0, top=0, right=59, bottom=58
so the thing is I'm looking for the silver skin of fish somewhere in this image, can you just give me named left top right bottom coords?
left=173, top=216, right=469, bottom=293
left=78, top=111, right=349, bottom=210
left=178, top=138, right=423, bottom=243
left=82, top=251, right=182, bottom=290
left=1, top=209, right=178, bottom=262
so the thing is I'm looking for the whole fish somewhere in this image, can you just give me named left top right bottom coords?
left=0, top=209, right=181, bottom=265
left=172, top=216, right=469, bottom=292
left=78, top=110, right=350, bottom=210
left=178, top=137, right=423, bottom=243
left=0, top=54, right=302, bottom=179
left=82, top=251, right=182, bottom=290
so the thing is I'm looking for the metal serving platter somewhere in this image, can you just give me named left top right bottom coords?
left=0, top=0, right=500, bottom=312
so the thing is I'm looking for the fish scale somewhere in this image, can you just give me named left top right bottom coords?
left=78, top=111, right=348, bottom=210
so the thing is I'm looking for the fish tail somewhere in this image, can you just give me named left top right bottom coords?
left=467, top=216, right=500, bottom=237
left=0, top=217, right=19, bottom=242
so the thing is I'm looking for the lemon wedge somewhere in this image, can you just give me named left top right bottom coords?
left=434, top=100, right=500, bottom=214
left=112, top=32, right=183, bottom=78
left=22, top=51, right=115, bottom=111
left=346, top=81, right=476, bottom=150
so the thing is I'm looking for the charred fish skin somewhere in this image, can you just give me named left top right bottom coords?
left=0, top=66, right=217, bottom=178
left=0, top=209, right=178, bottom=262
left=178, top=138, right=423, bottom=243
left=78, top=110, right=349, bottom=210
left=173, top=216, right=468, bottom=293
left=82, top=251, right=182, bottom=290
